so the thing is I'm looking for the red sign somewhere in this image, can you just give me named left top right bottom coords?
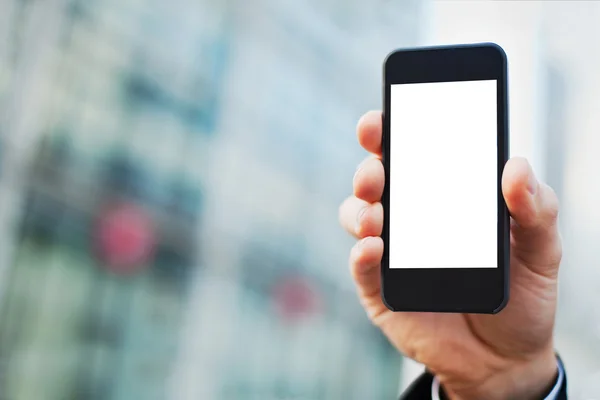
left=272, top=275, right=321, bottom=321
left=94, top=202, right=156, bottom=274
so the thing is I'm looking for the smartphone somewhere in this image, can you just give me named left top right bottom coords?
left=381, top=43, right=510, bottom=313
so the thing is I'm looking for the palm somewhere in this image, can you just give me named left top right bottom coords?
left=361, top=247, right=558, bottom=380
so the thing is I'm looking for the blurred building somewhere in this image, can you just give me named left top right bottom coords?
left=0, top=0, right=426, bottom=399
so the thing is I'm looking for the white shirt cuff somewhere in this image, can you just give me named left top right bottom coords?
left=431, top=360, right=564, bottom=400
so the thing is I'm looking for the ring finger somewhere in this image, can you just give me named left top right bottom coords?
left=339, top=196, right=384, bottom=238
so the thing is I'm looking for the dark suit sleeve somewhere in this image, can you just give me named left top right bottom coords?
left=557, top=373, right=568, bottom=400
left=399, top=365, right=568, bottom=400
left=398, top=372, right=434, bottom=400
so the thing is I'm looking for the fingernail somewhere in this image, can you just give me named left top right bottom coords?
left=356, top=206, right=368, bottom=233
left=355, top=237, right=364, bottom=250
left=527, top=168, right=538, bottom=195
left=356, top=236, right=371, bottom=250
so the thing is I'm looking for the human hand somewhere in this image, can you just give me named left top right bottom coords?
left=339, top=111, right=563, bottom=400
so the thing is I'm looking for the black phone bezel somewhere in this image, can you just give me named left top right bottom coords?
left=381, top=43, right=510, bottom=314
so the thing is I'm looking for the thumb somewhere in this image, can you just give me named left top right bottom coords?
left=502, top=157, right=562, bottom=277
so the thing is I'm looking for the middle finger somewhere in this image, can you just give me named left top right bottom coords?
left=354, top=157, right=385, bottom=203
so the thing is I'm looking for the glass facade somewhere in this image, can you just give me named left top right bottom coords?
left=0, top=0, right=425, bottom=399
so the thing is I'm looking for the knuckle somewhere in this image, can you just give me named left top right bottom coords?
left=353, top=157, right=376, bottom=182
left=355, top=207, right=369, bottom=236
left=357, top=203, right=384, bottom=236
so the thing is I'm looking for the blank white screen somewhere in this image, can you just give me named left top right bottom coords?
left=389, top=80, right=497, bottom=269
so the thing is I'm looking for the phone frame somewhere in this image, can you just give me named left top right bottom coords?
left=381, top=43, right=510, bottom=314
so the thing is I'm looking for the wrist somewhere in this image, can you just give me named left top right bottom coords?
left=441, top=349, right=559, bottom=400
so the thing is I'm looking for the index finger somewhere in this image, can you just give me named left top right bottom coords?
left=357, top=111, right=382, bottom=156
